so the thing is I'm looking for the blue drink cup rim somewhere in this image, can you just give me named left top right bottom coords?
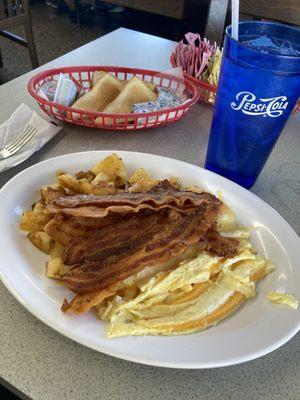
left=225, top=21, right=300, bottom=73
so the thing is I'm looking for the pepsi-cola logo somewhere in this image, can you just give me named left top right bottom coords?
left=231, top=91, right=289, bottom=117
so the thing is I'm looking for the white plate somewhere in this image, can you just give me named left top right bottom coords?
left=0, top=151, right=299, bottom=369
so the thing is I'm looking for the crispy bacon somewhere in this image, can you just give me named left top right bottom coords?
left=44, top=211, right=148, bottom=246
left=61, top=204, right=225, bottom=295
left=202, top=229, right=239, bottom=258
left=42, top=179, right=239, bottom=311
left=61, top=243, right=203, bottom=314
left=63, top=211, right=170, bottom=265
left=46, top=180, right=218, bottom=217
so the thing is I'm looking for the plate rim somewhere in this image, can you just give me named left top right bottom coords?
left=0, top=150, right=299, bottom=369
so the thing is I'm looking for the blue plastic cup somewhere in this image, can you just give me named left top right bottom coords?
left=205, top=21, right=300, bottom=189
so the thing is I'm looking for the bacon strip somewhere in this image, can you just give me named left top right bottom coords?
left=202, top=229, right=239, bottom=258
left=61, top=243, right=203, bottom=314
left=44, top=211, right=148, bottom=246
left=46, top=180, right=218, bottom=217
left=61, top=204, right=223, bottom=295
left=63, top=211, right=170, bottom=265
left=42, top=179, right=239, bottom=313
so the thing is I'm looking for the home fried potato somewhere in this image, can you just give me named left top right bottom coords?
left=41, top=183, right=61, bottom=202
left=32, top=201, right=45, bottom=213
left=50, top=241, right=65, bottom=259
left=129, top=168, right=151, bottom=184
left=56, top=169, right=66, bottom=177
left=46, top=257, right=63, bottom=279
left=129, top=178, right=158, bottom=193
left=91, top=171, right=110, bottom=185
left=42, top=187, right=65, bottom=204
left=46, top=257, right=70, bottom=279
left=58, top=174, right=80, bottom=192
left=128, top=168, right=158, bottom=192
left=28, top=231, right=52, bottom=253
left=91, top=153, right=127, bottom=187
left=169, top=177, right=181, bottom=189
left=20, top=211, right=52, bottom=232
left=78, top=178, right=94, bottom=194
left=78, top=178, right=115, bottom=195
left=75, top=170, right=95, bottom=182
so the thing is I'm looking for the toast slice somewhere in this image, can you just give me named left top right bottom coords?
left=72, top=73, right=123, bottom=113
left=102, top=77, right=157, bottom=114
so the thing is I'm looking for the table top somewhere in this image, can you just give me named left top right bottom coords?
left=0, top=28, right=299, bottom=400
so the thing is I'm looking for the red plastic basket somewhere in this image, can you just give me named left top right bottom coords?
left=185, top=74, right=217, bottom=105
left=28, top=66, right=200, bottom=130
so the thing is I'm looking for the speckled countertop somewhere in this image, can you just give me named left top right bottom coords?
left=0, top=28, right=299, bottom=400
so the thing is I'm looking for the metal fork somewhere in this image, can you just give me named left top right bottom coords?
left=0, top=125, right=37, bottom=160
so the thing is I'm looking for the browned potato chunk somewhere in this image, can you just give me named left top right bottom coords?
left=46, top=257, right=64, bottom=279
left=46, top=258, right=71, bottom=279
left=128, top=168, right=151, bottom=185
left=20, top=211, right=52, bottom=232
left=42, top=187, right=65, bottom=204
left=169, top=177, right=181, bottom=189
left=129, top=179, right=158, bottom=193
left=41, top=183, right=61, bottom=202
left=50, top=241, right=65, bottom=258
left=128, top=167, right=158, bottom=193
left=75, top=170, right=95, bottom=182
left=28, top=231, right=52, bottom=253
left=91, top=171, right=110, bottom=185
left=32, top=201, right=45, bottom=213
left=78, top=178, right=115, bottom=195
left=91, top=154, right=127, bottom=187
left=77, top=178, right=94, bottom=194
left=58, top=174, right=80, bottom=192
left=56, top=170, right=66, bottom=177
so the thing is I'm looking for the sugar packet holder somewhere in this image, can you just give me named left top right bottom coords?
left=36, top=78, right=58, bottom=101
left=131, top=66, right=188, bottom=119
left=134, top=98, right=190, bottom=125
left=153, top=66, right=186, bottom=96
left=53, top=74, right=79, bottom=106
left=37, top=73, right=82, bottom=107
left=132, top=90, right=183, bottom=115
left=157, top=87, right=183, bottom=108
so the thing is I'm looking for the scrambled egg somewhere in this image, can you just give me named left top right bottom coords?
left=97, top=205, right=276, bottom=338
left=98, top=246, right=274, bottom=337
left=268, top=292, right=298, bottom=309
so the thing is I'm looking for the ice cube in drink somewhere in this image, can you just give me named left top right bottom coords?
left=242, top=34, right=300, bottom=56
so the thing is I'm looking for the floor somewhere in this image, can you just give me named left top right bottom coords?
left=0, top=1, right=106, bottom=83
left=0, top=0, right=207, bottom=84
